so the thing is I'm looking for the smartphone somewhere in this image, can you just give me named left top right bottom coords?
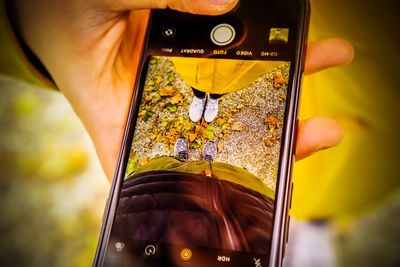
left=94, top=0, right=309, bottom=266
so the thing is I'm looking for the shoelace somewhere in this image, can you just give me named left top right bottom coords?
left=207, top=101, right=217, bottom=110
left=178, top=151, right=189, bottom=161
left=204, top=154, right=213, bottom=162
left=194, top=99, right=205, bottom=107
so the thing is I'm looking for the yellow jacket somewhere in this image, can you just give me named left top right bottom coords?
left=132, top=156, right=275, bottom=200
left=171, top=57, right=281, bottom=94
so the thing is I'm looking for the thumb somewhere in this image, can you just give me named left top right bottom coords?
left=111, top=0, right=239, bottom=15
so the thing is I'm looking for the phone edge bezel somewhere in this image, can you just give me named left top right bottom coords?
left=268, top=1, right=311, bottom=266
left=92, top=12, right=154, bottom=267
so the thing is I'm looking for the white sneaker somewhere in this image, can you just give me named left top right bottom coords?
left=189, top=95, right=206, bottom=122
left=204, top=96, right=219, bottom=122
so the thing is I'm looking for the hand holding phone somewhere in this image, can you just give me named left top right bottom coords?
left=95, top=1, right=312, bottom=266
left=9, top=0, right=352, bottom=266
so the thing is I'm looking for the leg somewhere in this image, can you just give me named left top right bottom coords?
left=189, top=88, right=206, bottom=122
left=209, top=93, right=223, bottom=100
left=204, top=94, right=221, bottom=123
left=192, top=88, right=206, bottom=99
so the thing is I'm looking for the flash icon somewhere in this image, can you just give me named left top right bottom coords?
left=115, top=242, right=125, bottom=252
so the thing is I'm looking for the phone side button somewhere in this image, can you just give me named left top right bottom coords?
left=101, top=196, right=110, bottom=224
left=283, top=215, right=291, bottom=258
left=289, top=182, right=294, bottom=210
left=285, top=216, right=291, bottom=244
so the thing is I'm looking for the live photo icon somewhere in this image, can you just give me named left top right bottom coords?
left=269, top=28, right=289, bottom=44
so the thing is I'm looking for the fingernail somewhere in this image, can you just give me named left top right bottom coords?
left=208, top=0, right=235, bottom=5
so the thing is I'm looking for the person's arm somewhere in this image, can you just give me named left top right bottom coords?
left=8, top=0, right=353, bottom=180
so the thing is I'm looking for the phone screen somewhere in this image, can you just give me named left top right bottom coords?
left=98, top=1, right=307, bottom=266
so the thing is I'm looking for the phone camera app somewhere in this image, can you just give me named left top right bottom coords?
left=210, top=23, right=236, bottom=46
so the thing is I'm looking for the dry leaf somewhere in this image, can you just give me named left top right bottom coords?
left=223, top=133, right=230, bottom=140
left=231, top=122, right=244, bottom=131
left=170, top=93, right=184, bottom=105
left=155, top=75, right=162, bottom=85
left=161, top=121, right=169, bottom=129
left=195, top=125, right=205, bottom=135
left=274, top=72, right=285, bottom=88
left=169, top=128, right=177, bottom=136
left=160, top=86, right=176, bottom=96
left=149, top=133, right=157, bottom=140
left=236, top=104, right=245, bottom=110
left=139, top=158, right=149, bottom=166
left=265, top=135, right=279, bottom=147
left=205, top=130, right=215, bottom=141
left=265, top=114, right=282, bottom=130
left=189, top=133, right=197, bottom=142
left=156, top=133, right=163, bottom=142
left=217, top=142, right=224, bottom=152
left=138, top=110, right=146, bottom=118
left=265, top=114, right=277, bottom=127
left=215, top=118, right=226, bottom=126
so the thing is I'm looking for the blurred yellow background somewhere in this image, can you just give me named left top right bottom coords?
left=0, top=77, right=109, bottom=267
left=292, top=0, right=400, bottom=219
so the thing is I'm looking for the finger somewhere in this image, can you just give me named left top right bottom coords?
left=305, top=38, right=354, bottom=75
left=295, top=117, right=343, bottom=161
left=110, top=0, right=239, bottom=15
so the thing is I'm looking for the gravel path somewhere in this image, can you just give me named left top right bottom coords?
left=129, top=57, right=289, bottom=191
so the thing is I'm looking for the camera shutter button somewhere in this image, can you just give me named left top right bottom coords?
left=210, top=24, right=236, bottom=46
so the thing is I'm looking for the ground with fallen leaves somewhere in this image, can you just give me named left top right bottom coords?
left=127, top=57, right=289, bottom=190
